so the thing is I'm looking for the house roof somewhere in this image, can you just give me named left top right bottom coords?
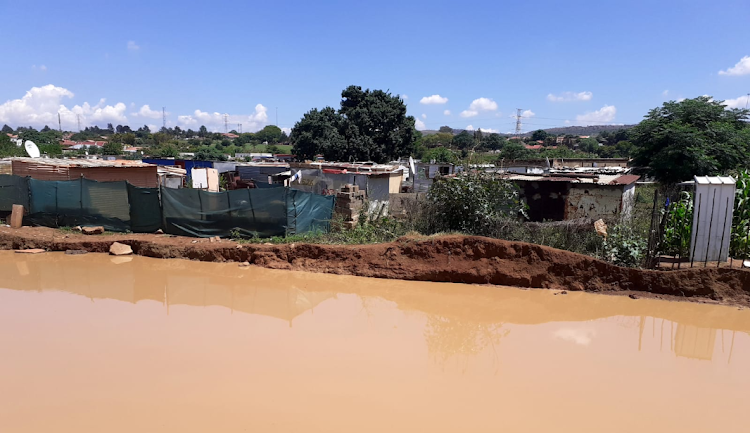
left=507, top=173, right=639, bottom=186
left=11, top=157, right=154, bottom=168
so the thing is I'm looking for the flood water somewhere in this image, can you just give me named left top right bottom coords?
left=1, top=252, right=749, bottom=432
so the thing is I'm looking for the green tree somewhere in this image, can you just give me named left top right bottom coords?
left=438, top=126, right=453, bottom=134
left=195, top=147, right=227, bottom=161
left=198, top=125, right=208, bottom=137
left=451, top=130, right=474, bottom=149
left=481, top=133, right=506, bottom=151
left=255, top=125, right=282, bottom=143
left=1, top=124, right=13, bottom=134
left=0, top=133, right=24, bottom=157
left=499, top=142, right=533, bottom=160
left=423, top=132, right=454, bottom=147
left=102, top=141, right=123, bottom=155
left=422, top=146, right=456, bottom=163
left=631, top=96, right=750, bottom=183
left=291, top=85, right=416, bottom=163
left=531, top=129, right=548, bottom=141
left=578, top=137, right=599, bottom=153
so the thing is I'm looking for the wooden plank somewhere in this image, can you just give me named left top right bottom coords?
left=10, top=204, right=24, bottom=229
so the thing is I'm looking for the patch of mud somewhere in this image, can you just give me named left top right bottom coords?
left=1, top=226, right=749, bottom=307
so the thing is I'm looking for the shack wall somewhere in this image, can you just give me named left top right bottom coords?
left=566, top=184, right=626, bottom=220
left=70, top=166, right=158, bottom=188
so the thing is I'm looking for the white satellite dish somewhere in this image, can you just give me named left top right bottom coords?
left=24, top=140, right=41, bottom=158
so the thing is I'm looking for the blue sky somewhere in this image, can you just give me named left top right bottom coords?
left=1, top=0, right=749, bottom=133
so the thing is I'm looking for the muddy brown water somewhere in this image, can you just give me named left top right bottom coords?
left=1, top=251, right=749, bottom=433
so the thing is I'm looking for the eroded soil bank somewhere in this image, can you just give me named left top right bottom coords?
left=1, top=226, right=749, bottom=307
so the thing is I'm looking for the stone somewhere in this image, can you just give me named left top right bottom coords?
left=15, top=248, right=45, bottom=254
left=238, top=262, right=250, bottom=267
left=209, top=236, right=221, bottom=243
left=10, top=204, right=24, bottom=229
left=628, top=294, right=638, bottom=300
left=82, top=226, right=105, bottom=235
left=155, top=229, right=164, bottom=234
left=109, top=242, right=133, bottom=256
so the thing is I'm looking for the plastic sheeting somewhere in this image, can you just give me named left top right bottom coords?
left=0, top=174, right=29, bottom=212
left=26, top=178, right=131, bottom=231
left=0, top=174, right=334, bottom=238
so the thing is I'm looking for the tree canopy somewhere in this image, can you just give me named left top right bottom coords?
left=292, top=85, right=417, bottom=162
left=631, top=96, right=750, bottom=183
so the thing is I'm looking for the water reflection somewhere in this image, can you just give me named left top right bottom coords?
left=2, top=251, right=749, bottom=367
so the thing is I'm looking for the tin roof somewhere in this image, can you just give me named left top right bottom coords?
left=11, top=157, right=154, bottom=168
left=507, top=173, right=638, bottom=186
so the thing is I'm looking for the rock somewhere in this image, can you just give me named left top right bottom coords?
left=192, top=240, right=198, bottom=244
left=238, top=262, right=250, bottom=267
left=82, top=226, right=105, bottom=235
left=628, top=294, right=638, bottom=300
left=155, top=229, right=164, bottom=234
left=263, top=242, right=273, bottom=246
left=65, top=250, right=88, bottom=255
left=560, top=290, right=568, bottom=295
left=209, top=236, right=221, bottom=243
left=73, top=226, right=82, bottom=232
left=15, top=248, right=45, bottom=254
left=109, top=242, right=133, bottom=256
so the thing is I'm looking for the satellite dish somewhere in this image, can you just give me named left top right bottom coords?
left=24, top=140, right=40, bottom=158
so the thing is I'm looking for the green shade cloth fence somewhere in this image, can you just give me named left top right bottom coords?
left=0, top=175, right=334, bottom=238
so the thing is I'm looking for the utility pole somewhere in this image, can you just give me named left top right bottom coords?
left=224, top=114, right=229, bottom=133
left=515, top=108, right=523, bottom=135
left=746, top=93, right=749, bottom=109
left=276, top=107, right=278, bottom=126
left=77, top=114, right=81, bottom=132
left=162, top=107, right=167, bottom=130
left=58, top=112, right=62, bottom=132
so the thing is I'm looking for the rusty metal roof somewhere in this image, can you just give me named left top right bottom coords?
left=608, top=174, right=640, bottom=185
left=508, top=173, right=638, bottom=186
left=11, top=157, right=154, bottom=168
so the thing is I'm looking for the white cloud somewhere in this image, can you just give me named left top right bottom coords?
left=477, top=127, right=499, bottom=133
left=522, top=109, right=535, bottom=118
left=40, top=65, right=47, bottom=71
left=443, top=110, right=451, bottom=116
left=0, top=84, right=129, bottom=128
left=575, top=105, right=616, bottom=125
left=719, top=56, right=750, bottom=76
left=465, top=124, right=474, bottom=130
left=460, top=97, right=498, bottom=117
left=723, top=94, right=750, bottom=109
left=420, top=94, right=448, bottom=105
left=281, top=127, right=291, bottom=135
left=414, top=118, right=427, bottom=130
left=421, top=113, right=427, bottom=119
left=127, top=41, right=140, bottom=51
left=132, top=104, right=164, bottom=119
left=554, top=328, right=596, bottom=346
left=662, top=90, right=669, bottom=97
left=177, top=104, right=269, bottom=132
left=547, top=91, right=593, bottom=102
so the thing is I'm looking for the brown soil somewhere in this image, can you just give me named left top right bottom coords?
left=2, top=226, right=750, bottom=307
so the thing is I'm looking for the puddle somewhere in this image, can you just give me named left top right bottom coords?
left=1, top=251, right=749, bottom=433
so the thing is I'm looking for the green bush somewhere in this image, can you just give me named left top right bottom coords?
left=603, top=224, right=646, bottom=267
left=660, top=191, right=693, bottom=257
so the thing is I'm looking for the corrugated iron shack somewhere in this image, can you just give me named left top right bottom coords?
left=507, top=172, right=640, bottom=222
left=11, top=158, right=158, bottom=188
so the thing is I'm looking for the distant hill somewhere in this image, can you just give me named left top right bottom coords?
left=540, top=124, right=636, bottom=136
left=420, top=124, right=635, bottom=137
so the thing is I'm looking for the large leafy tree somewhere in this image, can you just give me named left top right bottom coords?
left=255, top=125, right=283, bottom=143
left=451, top=130, right=474, bottom=149
left=631, top=96, right=750, bottom=183
left=292, top=85, right=417, bottom=162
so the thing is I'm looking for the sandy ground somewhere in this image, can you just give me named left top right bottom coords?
left=1, top=225, right=749, bottom=307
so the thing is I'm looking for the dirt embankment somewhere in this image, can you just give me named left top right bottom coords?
left=2, top=226, right=750, bottom=307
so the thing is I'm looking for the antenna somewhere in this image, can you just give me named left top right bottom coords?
left=515, top=108, right=523, bottom=135
left=224, top=114, right=228, bottom=133
left=77, top=114, right=81, bottom=132
left=162, top=107, right=167, bottom=130
left=58, top=112, right=62, bottom=132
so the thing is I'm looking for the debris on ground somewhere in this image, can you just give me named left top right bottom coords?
left=629, top=294, right=639, bottom=299
left=239, top=262, right=250, bottom=267
left=109, top=242, right=133, bottom=256
left=82, top=226, right=105, bottom=235
left=15, top=248, right=45, bottom=254
left=594, top=219, right=608, bottom=239
left=65, top=250, right=88, bottom=255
